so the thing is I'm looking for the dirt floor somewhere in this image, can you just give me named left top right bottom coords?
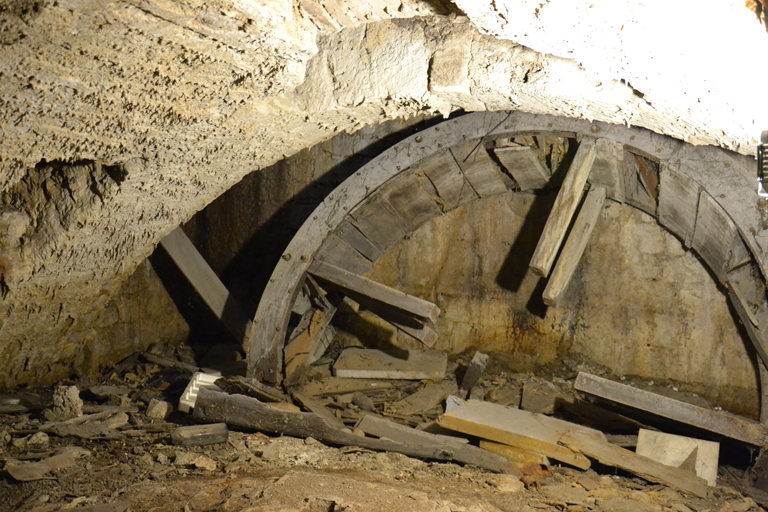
left=0, top=347, right=764, bottom=512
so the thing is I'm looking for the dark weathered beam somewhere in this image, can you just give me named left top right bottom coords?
left=574, top=372, right=768, bottom=447
left=193, top=389, right=514, bottom=473
left=308, top=260, right=440, bottom=323
left=530, top=138, right=597, bottom=277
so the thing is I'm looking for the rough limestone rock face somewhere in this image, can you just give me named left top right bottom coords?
left=0, top=0, right=764, bottom=388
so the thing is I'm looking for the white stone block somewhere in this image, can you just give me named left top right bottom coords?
left=636, top=428, right=719, bottom=487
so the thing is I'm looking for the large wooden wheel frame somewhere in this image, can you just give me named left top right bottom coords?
left=244, top=111, right=768, bottom=423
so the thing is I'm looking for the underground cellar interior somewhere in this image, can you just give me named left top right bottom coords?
left=4, top=109, right=768, bottom=511
left=4, top=2, right=768, bottom=511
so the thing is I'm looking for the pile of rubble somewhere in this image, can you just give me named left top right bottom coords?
left=1, top=344, right=766, bottom=512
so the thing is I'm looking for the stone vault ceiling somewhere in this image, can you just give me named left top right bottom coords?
left=0, top=0, right=765, bottom=387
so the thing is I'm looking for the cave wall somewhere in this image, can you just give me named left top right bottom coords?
left=365, top=195, right=758, bottom=417
left=0, top=0, right=766, bottom=388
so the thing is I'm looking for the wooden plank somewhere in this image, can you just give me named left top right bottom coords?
left=351, top=297, right=438, bottom=346
left=357, top=414, right=466, bottom=448
left=438, top=399, right=596, bottom=469
left=308, top=260, right=440, bottom=323
left=729, top=235, right=753, bottom=272
left=392, top=379, right=458, bottom=416
left=692, top=192, right=739, bottom=282
left=726, top=262, right=768, bottom=330
left=493, top=145, right=550, bottom=191
left=159, top=227, right=251, bottom=344
left=418, top=150, right=479, bottom=211
left=315, top=233, right=373, bottom=276
left=450, top=141, right=509, bottom=197
left=333, top=348, right=447, bottom=380
left=760, top=361, right=768, bottom=426
left=348, top=190, right=409, bottom=254
left=379, top=170, right=443, bottom=232
left=560, top=430, right=709, bottom=497
left=290, top=390, right=347, bottom=430
left=335, top=220, right=383, bottom=261
left=658, top=164, right=701, bottom=247
left=574, top=372, right=768, bottom=446
left=529, top=137, right=597, bottom=277
left=543, top=187, right=606, bottom=307
left=728, top=286, right=768, bottom=374
left=283, top=305, right=337, bottom=386
left=193, top=388, right=514, bottom=473
left=299, top=377, right=399, bottom=397
left=479, top=440, right=550, bottom=465
left=623, top=151, right=658, bottom=216
left=588, top=138, right=625, bottom=202
left=356, top=414, right=517, bottom=472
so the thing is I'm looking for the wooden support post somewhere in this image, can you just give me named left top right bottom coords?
left=542, top=187, right=606, bottom=307
left=159, top=227, right=251, bottom=344
left=529, top=138, right=597, bottom=277
left=574, top=372, right=768, bottom=446
left=308, top=260, right=440, bottom=323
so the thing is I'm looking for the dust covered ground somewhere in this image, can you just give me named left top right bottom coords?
left=0, top=348, right=763, bottom=512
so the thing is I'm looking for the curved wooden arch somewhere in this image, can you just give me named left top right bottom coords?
left=245, top=112, right=768, bottom=424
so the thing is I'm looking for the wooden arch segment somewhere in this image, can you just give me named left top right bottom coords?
left=245, top=111, right=768, bottom=390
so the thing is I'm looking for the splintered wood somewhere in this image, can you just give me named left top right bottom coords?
left=529, top=138, right=597, bottom=277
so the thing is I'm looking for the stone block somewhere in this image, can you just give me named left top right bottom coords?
left=635, top=429, right=719, bottom=487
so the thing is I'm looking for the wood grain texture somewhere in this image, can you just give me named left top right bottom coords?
left=308, top=260, right=440, bottom=323
left=692, top=192, right=739, bottom=282
left=588, top=138, right=625, bottom=202
left=438, top=399, right=596, bottom=469
left=418, top=150, right=478, bottom=212
left=575, top=372, right=768, bottom=447
left=194, top=389, right=514, bottom=473
left=450, top=141, right=509, bottom=197
left=542, top=186, right=606, bottom=307
left=658, top=164, right=701, bottom=247
left=493, top=145, right=550, bottom=191
left=529, top=137, right=597, bottom=277
left=315, top=233, right=373, bottom=276
left=560, top=430, right=709, bottom=497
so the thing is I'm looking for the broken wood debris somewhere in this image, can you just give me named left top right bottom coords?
left=529, top=137, right=597, bottom=277
left=574, top=372, right=768, bottom=446
left=459, top=351, right=488, bottom=394
left=192, top=388, right=514, bottom=473
left=438, top=399, right=595, bottom=469
left=559, top=430, right=708, bottom=498
left=308, top=260, right=440, bottom=324
left=332, top=348, right=448, bottom=380
left=542, top=186, right=606, bottom=308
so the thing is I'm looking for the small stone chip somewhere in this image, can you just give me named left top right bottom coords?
left=195, top=455, right=217, bottom=471
left=146, top=399, right=173, bottom=420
